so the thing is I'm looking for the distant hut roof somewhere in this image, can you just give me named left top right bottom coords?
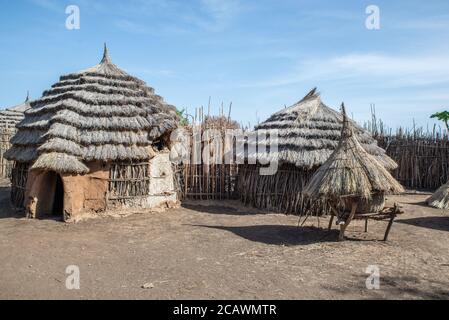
left=427, top=182, right=449, bottom=210
left=249, top=88, right=398, bottom=170
left=0, top=93, right=31, bottom=130
left=304, top=104, right=404, bottom=200
left=5, top=45, right=179, bottom=174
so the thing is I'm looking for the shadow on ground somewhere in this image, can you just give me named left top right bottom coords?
left=397, top=216, right=449, bottom=232
left=323, top=274, right=449, bottom=299
left=0, top=186, right=19, bottom=219
left=191, top=224, right=340, bottom=245
left=182, top=202, right=259, bottom=216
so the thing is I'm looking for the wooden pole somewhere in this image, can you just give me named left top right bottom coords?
left=339, top=201, right=357, bottom=241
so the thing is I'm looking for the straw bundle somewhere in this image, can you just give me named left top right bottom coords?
left=427, top=182, right=449, bottom=209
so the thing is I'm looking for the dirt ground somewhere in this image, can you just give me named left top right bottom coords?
left=0, top=178, right=448, bottom=300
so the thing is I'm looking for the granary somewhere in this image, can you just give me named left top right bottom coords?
left=427, top=182, right=449, bottom=210
left=5, top=45, right=179, bottom=221
left=238, top=88, right=398, bottom=215
left=304, top=104, right=404, bottom=240
left=0, top=94, right=31, bottom=178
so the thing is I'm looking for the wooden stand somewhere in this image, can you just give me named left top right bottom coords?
left=328, top=202, right=403, bottom=241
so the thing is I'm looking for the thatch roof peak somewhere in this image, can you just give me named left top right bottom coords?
left=5, top=49, right=179, bottom=174
left=340, top=103, right=352, bottom=139
left=246, top=89, right=398, bottom=170
left=301, top=87, right=319, bottom=101
left=101, top=43, right=111, bottom=64
left=304, top=103, right=404, bottom=200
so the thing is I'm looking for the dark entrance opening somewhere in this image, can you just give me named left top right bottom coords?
left=52, top=174, right=64, bottom=216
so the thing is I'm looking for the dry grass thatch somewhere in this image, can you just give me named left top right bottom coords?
left=246, top=88, right=398, bottom=170
left=203, top=115, right=240, bottom=130
left=427, top=182, right=449, bottom=209
left=304, top=104, right=404, bottom=201
left=5, top=45, right=179, bottom=174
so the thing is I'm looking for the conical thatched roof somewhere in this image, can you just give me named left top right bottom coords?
left=427, top=182, right=449, bottom=209
left=5, top=45, right=179, bottom=174
left=0, top=93, right=31, bottom=130
left=248, top=88, right=398, bottom=170
left=304, top=104, right=404, bottom=200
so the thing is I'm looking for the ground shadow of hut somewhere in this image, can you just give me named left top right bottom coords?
left=192, top=224, right=339, bottom=245
left=5, top=45, right=180, bottom=222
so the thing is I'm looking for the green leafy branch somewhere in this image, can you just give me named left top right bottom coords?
left=430, top=111, right=449, bottom=131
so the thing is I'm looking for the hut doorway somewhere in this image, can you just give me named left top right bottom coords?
left=52, top=173, right=64, bottom=216
left=33, top=171, right=65, bottom=218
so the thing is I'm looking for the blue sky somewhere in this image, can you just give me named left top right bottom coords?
left=0, top=0, right=448, bottom=130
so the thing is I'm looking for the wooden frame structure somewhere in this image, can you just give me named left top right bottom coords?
left=108, top=162, right=151, bottom=203
left=327, top=201, right=403, bottom=241
left=10, top=162, right=29, bottom=208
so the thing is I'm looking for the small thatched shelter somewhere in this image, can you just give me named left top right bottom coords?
left=5, top=45, right=179, bottom=221
left=0, top=94, right=31, bottom=178
left=304, top=104, right=404, bottom=240
left=427, top=182, right=449, bottom=209
left=304, top=103, right=404, bottom=204
left=238, top=88, right=398, bottom=215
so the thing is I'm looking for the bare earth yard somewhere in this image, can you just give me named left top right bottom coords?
left=0, top=178, right=448, bottom=300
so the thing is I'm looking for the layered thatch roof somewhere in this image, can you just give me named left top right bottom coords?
left=0, top=93, right=31, bottom=131
left=248, top=88, right=397, bottom=170
left=304, top=104, right=404, bottom=200
left=427, top=182, right=449, bottom=209
left=5, top=45, right=179, bottom=174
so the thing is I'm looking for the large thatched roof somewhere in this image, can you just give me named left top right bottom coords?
left=0, top=93, right=31, bottom=131
left=304, top=104, right=404, bottom=200
left=248, top=88, right=397, bottom=170
left=5, top=45, right=179, bottom=174
left=427, top=182, right=449, bottom=210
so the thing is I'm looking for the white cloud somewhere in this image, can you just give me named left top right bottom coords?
left=241, top=53, right=449, bottom=89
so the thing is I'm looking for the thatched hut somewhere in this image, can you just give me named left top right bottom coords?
left=427, top=182, right=449, bottom=210
left=0, top=94, right=31, bottom=178
left=238, top=88, right=398, bottom=215
left=5, top=45, right=179, bottom=221
left=0, top=93, right=31, bottom=130
left=304, top=104, right=404, bottom=239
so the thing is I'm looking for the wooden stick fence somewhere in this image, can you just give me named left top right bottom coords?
left=10, top=162, right=28, bottom=208
left=178, top=106, right=240, bottom=200
left=238, top=164, right=332, bottom=215
left=366, top=109, right=449, bottom=190
left=108, top=162, right=151, bottom=203
left=0, top=129, right=15, bottom=179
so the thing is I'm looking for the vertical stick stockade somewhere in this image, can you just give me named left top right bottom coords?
left=238, top=164, right=332, bottom=215
left=367, top=111, right=449, bottom=190
left=0, top=129, right=15, bottom=179
left=10, top=162, right=29, bottom=208
left=179, top=106, right=240, bottom=200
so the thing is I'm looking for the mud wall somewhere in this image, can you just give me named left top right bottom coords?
left=25, top=162, right=109, bottom=221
